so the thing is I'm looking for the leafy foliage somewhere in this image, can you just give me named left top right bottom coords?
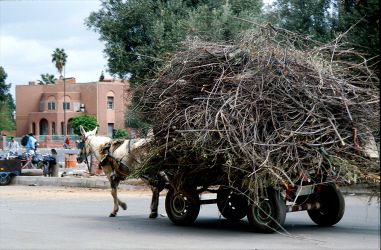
left=114, top=128, right=129, bottom=139
left=87, top=0, right=263, bottom=128
left=71, top=114, right=99, bottom=136
left=273, top=0, right=332, bottom=42
left=0, top=66, right=10, bottom=103
left=86, top=0, right=262, bottom=87
left=269, top=0, right=379, bottom=64
left=334, top=0, right=379, bottom=60
left=0, top=66, right=15, bottom=131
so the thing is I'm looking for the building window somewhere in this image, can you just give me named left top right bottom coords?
left=48, top=102, right=56, bottom=110
left=63, top=102, right=70, bottom=110
left=107, top=97, right=114, bottom=110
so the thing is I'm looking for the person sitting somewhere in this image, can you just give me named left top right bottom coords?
left=7, top=137, right=20, bottom=155
left=63, top=136, right=71, bottom=149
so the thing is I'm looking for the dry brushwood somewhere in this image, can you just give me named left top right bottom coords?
left=137, top=25, right=379, bottom=194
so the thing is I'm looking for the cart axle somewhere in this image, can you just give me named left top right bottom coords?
left=287, top=201, right=321, bottom=213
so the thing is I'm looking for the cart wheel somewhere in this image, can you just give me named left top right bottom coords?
left=165, top=187, right=200, bottom=226
left=307, top=183, right=345, bottom=226
left=0, top=173, right=11, bottom=186
left=247, top=188, right=286, bottom=233
left=217, top=187, right=247, bottom=221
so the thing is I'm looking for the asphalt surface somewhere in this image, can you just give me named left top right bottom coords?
left=0, top=186, right=379, bottom=250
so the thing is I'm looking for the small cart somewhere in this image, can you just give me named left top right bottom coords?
left=0, top=158, right=23, bottom=185
left=162, top=168, right=345, bottom=233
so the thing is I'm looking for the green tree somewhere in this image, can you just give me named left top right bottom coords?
left=114, top=128, right=129, bottom=139
left=51, top=48, right=67, bottom=79
left=87, top=0, right=263, bottom=128
left=271, top=0, right=332, bottom=42
left=334, top=0, right=379, bottom=61
left=86, top=0, right=262, bottom=87
left=0, top=66, right=10, bottom=102
left=71, top=114, right=99, bottom=136
left=0, top=66, right=15, bottom=131
left=38, top=73, right=57, bottom=85
left=268, top=0, right=379, bottom=65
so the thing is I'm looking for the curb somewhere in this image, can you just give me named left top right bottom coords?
left=339, top=184, right=380, bottom=196
left=11, top=176, right=148, bottom=191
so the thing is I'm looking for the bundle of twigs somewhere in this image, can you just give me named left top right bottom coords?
left=138, top=25, right=379, bottom=192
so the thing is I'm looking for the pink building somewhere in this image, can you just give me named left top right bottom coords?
left=15, top=77, right=129, bottom=138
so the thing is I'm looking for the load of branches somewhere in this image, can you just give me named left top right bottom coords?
left=136, top=25, right=380, bottom=193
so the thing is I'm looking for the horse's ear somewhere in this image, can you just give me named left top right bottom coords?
left=79, top=125, right=86, bottom=136
left=90, top=126, right=98, bottom=135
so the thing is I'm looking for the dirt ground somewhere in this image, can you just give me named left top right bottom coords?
left=0, top=185, right=155, bottom=200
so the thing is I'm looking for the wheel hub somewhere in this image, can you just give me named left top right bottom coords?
left=172, top=194, right=187, bottom=214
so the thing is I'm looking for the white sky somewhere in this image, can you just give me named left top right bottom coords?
left=0, top=0, right=110, bottom=100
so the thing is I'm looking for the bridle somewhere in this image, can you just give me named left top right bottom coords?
left=78, top=135, right=92, bottom=171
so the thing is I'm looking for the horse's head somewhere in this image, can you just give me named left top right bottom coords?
left=76, top=126, right=98, bottom=164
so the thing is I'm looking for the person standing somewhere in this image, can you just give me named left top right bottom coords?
left=7, top=137, right=20, bottom=155
left=25, top=133, right=38, bottom=154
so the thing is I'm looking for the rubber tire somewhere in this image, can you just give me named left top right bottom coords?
left=165, top=187, right=200, bottom=226
left=0, top=173, right=11, bottom=186
left=307, top=184, right=345, bottom=226
left=217, top=187, right=248, bottom=221
left=247, top=189, right=287, bottom=233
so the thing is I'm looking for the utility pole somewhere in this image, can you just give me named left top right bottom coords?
left=63, top=66, right=66, bottom=136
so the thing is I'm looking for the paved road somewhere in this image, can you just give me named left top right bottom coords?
left=0, top=186, right=379, bottom=250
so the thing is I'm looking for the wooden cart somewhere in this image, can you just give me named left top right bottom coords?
left=161, top=168, right=345, bottom=233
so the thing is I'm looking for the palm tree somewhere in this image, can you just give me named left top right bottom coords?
left=51, top=48, right=67, bottom=79
left=38, top=73, right=57, bottom=85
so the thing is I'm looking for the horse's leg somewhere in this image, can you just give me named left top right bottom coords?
left=108, top=174, right=120, bottom=217
left=149, top=185, right=160, bottom=218
left=102, top=165, right=125, bottom=217
left=118, top=195, right=127, bottom=211
left=141, top=175, right=165, bottom=218
left=149, top=182, right=166, bottom=219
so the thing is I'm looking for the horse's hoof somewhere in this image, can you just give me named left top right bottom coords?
left=121, top=203, right=127, bottom=210
left=109, top=213, right=116, bottom=217
left=149, top=212, right=158, bottom=219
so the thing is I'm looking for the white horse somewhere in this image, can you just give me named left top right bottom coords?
left=77, top=126, right=166, bottom=218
